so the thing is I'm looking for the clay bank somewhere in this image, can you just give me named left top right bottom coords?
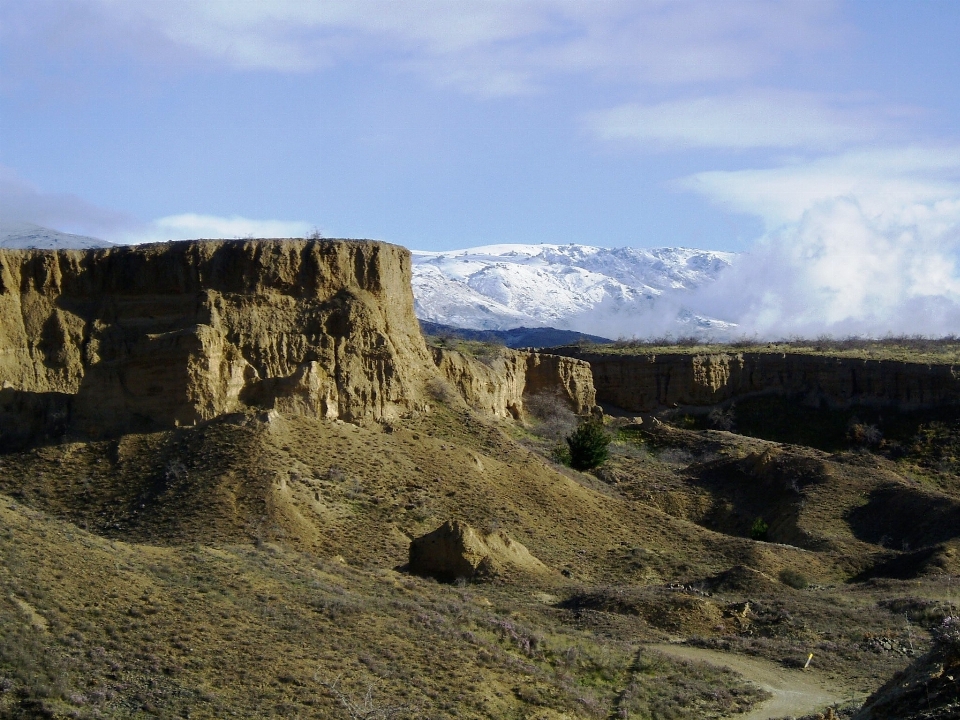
left=0, top=239, right=593, bottom=448
left=548, top=348, right=960, bottom=413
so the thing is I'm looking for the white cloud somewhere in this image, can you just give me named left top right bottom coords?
left=682, top=146, right=960, bottom=228
left=117, top=214, right=314, bottom=244
left=691, top=200, right=960, bottom=337
left=0, top=168, right=315, bottom=244
left=6, top=0, right=844, bottom=96
left=680, top=147, right=960, bottom=337
left=587, top=91, right=888, bottom=150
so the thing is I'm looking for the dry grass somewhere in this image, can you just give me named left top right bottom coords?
left=1, top=366, right=960, bottom=715
left=570, top=336, right=960, bottom=364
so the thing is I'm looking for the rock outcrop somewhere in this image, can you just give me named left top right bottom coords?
left=0, top=239, right=436, bottom=446
left=408, top=519, right=551, bottom=581
left=430, top=347, right=595, bottom=420
left=0, top=239, right=599, bottom=449
left=550, top=349, right=960, bottom=412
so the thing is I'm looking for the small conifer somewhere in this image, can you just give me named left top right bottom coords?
left=566, top=420, right=610, bottom=470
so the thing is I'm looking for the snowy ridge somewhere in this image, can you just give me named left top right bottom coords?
left=411, top=243, right=736, bottom=338
left=0, top=222, right=112, bottom=250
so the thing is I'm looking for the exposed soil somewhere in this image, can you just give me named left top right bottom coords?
left=646, top=643, right=849, bottom=720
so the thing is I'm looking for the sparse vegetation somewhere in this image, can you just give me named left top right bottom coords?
left=526, top=391, right=579, bottom=442
left=565, top=419, right=611, bottom=470
left=599, top=334, right=960, bottom=363
left=750, top=517, right=769, bottom=541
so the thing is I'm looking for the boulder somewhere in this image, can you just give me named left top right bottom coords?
left=408, top=520, right=550, bottom=581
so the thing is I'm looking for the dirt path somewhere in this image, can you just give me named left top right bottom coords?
left=646, top=643, right=851, bottom=719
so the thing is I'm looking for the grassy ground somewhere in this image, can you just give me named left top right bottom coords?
left=2, top=365, right=960, bottom=716
left=562, top=337, right=960, bottom=364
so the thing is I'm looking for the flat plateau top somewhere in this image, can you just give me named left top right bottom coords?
left=557, top=340, right=960, bottom=365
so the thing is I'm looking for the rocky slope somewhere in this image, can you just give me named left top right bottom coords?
left=550, top=349, right=960, bottom=412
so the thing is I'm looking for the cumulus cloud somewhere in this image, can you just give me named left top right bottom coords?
left=682, top=148, right=960, bottom=337
left=4, top=0, right=844, bottom=96
left=587, top=91, right=890, bottom=150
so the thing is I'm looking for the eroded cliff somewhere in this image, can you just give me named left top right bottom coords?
left=430, top=347, right=595, bottom=419
left=550, top=349, right=960, bottom=413
left=0, top=239, right=438, bottom=445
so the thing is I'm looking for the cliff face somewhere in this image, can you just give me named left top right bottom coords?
left=431, top=347, right=595, bottom=419
left=0, top=239, right=436, bottom=445
left=550, top=350, right=960, bottom=412
left=0, top=239, right=597, bottom=449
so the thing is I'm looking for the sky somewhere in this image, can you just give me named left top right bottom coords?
left=2, top=1, right=960, bottom=336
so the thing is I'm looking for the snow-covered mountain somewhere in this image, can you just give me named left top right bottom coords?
left=0, top=222, right=112, bottom=250
left=411, top=243, right=736, bottom=338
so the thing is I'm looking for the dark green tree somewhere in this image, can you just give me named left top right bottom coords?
left=565, top=420, right=611, bottom=471
left=750, top=517, right=769, bottom=541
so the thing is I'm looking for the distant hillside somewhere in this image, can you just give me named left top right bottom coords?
left=0, top=221, right=112, bottom=249
left=411, top=243, right=736, bottom=337
left=419, top=320, right=610, bottom=348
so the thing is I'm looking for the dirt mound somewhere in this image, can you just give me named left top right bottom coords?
left=560, top=586, right=732, bottom=636
left=707, top=564, right=784, bottom=595
left=856, top=541, right=960, bottom=581
left=408, top=519, right=551, bottom=581
left=846, top=484, right=960, bottom=550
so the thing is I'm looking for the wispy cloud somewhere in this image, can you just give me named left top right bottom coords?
left=0, top=168, right=314, bottom=244
left=119, top=214, right=314, bottom=244
left=682, top=146, right=960, bottom=227
left=4, top=0, right=845, bottom=96
left=587, top=91, right=892, bottom=150
left=0, top=166, right=134, bottom=236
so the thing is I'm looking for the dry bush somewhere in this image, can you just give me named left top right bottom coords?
left=525, top=391, right=579, bottom=442
left=425, top=376, right=457, bottom=404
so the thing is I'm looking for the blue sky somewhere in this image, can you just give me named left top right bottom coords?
left=3, top=1, right=960, bottom=335
left=0, top=0, right=954, bottom=250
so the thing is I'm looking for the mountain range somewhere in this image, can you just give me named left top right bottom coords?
left=0, top=222, right=113, bottom=250
left=412, top=243, right=736, bottom=338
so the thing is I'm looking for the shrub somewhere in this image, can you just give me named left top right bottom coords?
left=847, top=419, right=883, bottom=447
left=933, top=616, right=960, bottom=649
left=552, top=442, right=572, bottom=466
left=526, top=391, right=578, bottom=442
left=707, top=405, right=735, bottom=431
left=566, top=420, right=611, bottom=471
left=750, top=518, right=769, bottom=541
left=778, top=569, right=808, bottom=589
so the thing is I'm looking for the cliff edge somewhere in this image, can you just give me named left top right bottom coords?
left=0, top=239, right=437, bottom=445
left=550, top=348, right=960, bottom=413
